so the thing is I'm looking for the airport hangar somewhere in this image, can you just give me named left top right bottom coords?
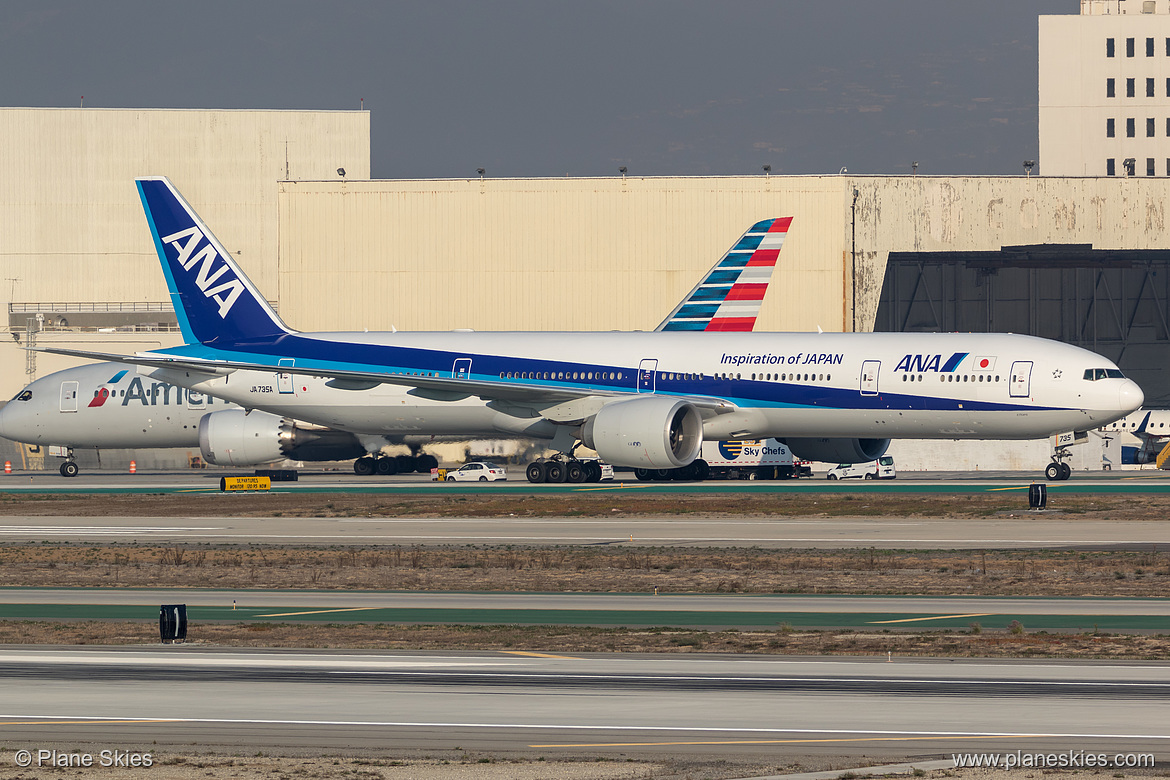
left=1, top=107, right=1167, bottom=471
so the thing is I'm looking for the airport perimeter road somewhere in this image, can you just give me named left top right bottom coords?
left=1, top=590, right=1167, bottom=631
left=2, top=514, right=1169, bottom=549
left=1, top=648, right=1168, bottom=758
left=0, top=469, right=1169, bottom=495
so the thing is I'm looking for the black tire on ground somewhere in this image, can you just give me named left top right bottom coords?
left=416, top=454, right=439, bottom=473
left=353, top=457, right=375, bottom=476
left=653, top=468, right=673, bottom=481
left=1060, top=462, right=1072, bottom=480
left=375, top=457, right=396, bottom=475
left=479, top=476, right=488, bottom=481
left=827, top=473, right=838, bottom=480
left=526, top=462, right=547, bottom=483
left=546, top=462, right=567, bottom=483
left=693, top=459, right=710, bottom=481
left=566, top=461, right=586, bottom=483
left=864, top=472, right=874, bottom=480
left=446, top=475, right=456, bottom=481
left=60, top=461, right=79, bottom=478
left=395, top=455, right=414, bottom=473
left=1045, top=462, right=1062, bottom=481
left=585, top=461, right=602, bottom=482
left=634, top=468, right=652, bottom=481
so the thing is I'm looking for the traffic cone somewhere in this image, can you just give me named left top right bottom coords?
left=129, top=460, right=137, bottom=474
left=3, top=461, right=10, bottom=475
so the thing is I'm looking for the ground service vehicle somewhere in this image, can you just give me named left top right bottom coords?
left=443, top=461, right=507, bottom=482
left=826, top=456, right=896, bottom=480
left=699, top=438, right=809, bottom=480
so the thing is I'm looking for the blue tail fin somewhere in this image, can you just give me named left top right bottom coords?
left=136, top=177, right=292, bottom=346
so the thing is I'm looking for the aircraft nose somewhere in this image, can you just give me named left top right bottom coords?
left=0, top=402, right=14, bottom=441
left=1119, top=379, right=1144, bottom=413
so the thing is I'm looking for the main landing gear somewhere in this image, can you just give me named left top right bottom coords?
left=352, top=453, right=438, bottom=477
left=525, top=457, right=605, bottom=483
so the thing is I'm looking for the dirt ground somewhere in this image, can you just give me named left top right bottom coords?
left=0, top=753, right=1163, bottom=780
left=1, top=490, right=1167, bottom=521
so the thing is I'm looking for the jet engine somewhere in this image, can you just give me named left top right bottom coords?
left=198, top=410, right=366, bottom=466
left=583, top=396, right=703, bottom=468
left=783, top=437, right=890, bottom=464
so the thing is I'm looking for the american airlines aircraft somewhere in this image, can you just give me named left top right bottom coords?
left=3, top=217, right=789, bottom=477
left=40, top=177, right=1144, bottom=481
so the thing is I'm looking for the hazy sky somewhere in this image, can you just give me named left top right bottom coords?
left=1, top=1, right=1074, bottom=179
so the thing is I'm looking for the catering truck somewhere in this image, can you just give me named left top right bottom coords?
left=700, top=438, right=811, bottom=480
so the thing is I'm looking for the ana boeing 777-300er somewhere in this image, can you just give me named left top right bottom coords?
left=40, top=177, right=1144, bottom=481
left=4, top=217, right=790, bottom=477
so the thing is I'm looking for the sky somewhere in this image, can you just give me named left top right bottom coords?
left=0, top=0, right=1074, bottom=179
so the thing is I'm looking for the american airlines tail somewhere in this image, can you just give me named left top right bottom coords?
left=656, top=217, right=791, bottom=332
left=136, top=177, right=293, bottom=346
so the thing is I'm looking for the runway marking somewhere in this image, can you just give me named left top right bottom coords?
left=255, top=607, right=380, bottom=617
left=1, top=718, right=178, bottom=726
left=575, top=485, right=655, bottom=492
left=500, top=651, right=581, bottom=660
left=868, top=613, right=992, bottom=624
left=529, top=734, right=1048, bottom=748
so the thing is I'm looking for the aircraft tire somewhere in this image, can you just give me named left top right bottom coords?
left=693, top=460, right=710, bottom=480
left=526, top=462, right=546, bottom=483
left=633, top=468, right=652, bottom=481
left=354, top=457, right=375, bottom=476
left=395, top=455, right=414, bottom=473
left=1060, top=462, right=1072, bottom=480
left=60, top=461, right=79, bottom=478
left=375, top=457, right=396, bottom=476
left=1045, top=462, right=1062, bottom=481
left=585, top=461, right=602, bottom=482
left=546, top=462, right=567, bottom=483
left=653, top=468, right=673, bottom=481
left=416, top=454, right=439, bottom=474
left=566, top=461, right=586, bottom=483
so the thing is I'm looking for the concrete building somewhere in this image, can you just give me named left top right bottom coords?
left=1041, top=0, right=1170, bottom=176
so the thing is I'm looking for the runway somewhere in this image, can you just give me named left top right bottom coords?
left=1, top=514, right=1168, bottom=548
left=1, top=590, right=1167, bottom=631
left=2, top=648, right=1167, bottom=758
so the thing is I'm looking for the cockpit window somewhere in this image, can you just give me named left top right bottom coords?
left=1083, top=368, right=1126, bottom=381
left=11, top=390, right=32, bottom=401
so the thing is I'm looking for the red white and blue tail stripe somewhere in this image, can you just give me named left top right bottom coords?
left=656, top=217, right=791, bottom=332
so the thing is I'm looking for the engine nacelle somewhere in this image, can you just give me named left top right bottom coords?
left=198, top=410, right=365, bottom=466
left=783, top=437, right=890, bottom=464
left=583, top=396, right=703, bottom=468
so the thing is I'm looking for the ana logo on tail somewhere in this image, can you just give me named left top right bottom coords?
left=161, top=227, right=246, bottom=319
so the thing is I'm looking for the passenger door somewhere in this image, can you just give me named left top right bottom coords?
left=277, top=358, right=295, bottom=394
left=860, top=360, right=880, bottom=396
left=1009, top=361, right=1033, bottom=398
left=638, top=359, right=657, bottom=393
left=59, top=381, right=79, bottom=413
left=452, top=358, right=472, bottom=380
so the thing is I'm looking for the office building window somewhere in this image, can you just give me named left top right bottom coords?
left=1148, top=158, right=1156, bottom=177
left=1108, top=118, right=1116, bottom=137
left=1149, top=78, right=1156, bottom=97
left=1167, top=77, right=1170, bottom=97
left=1127, top=78, right=1136, bottom=97
left=1166, top=37, right=1170, bottom=56
left=1128, top=117, right=1136, bottom=137
left=1166, top=117, right=1170, bottom=136
left=1107, top=37, right=1116, bottom=57
left=1149, top=118, right=1156, bottom=137
left=1108, top=78, right=1116, bottom=97
left=1127, top=37, right=1135, bottom=57
left=1166, top=158, right=1170, bottom=176
left=1107, top=158, right=1116, bottom=176
left=1148, top=37, right=1155, bottom=57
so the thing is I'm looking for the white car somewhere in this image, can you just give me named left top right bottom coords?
left=826, top=456, right=896, bottom=480
left=444, top=462, right=507, bottom=482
